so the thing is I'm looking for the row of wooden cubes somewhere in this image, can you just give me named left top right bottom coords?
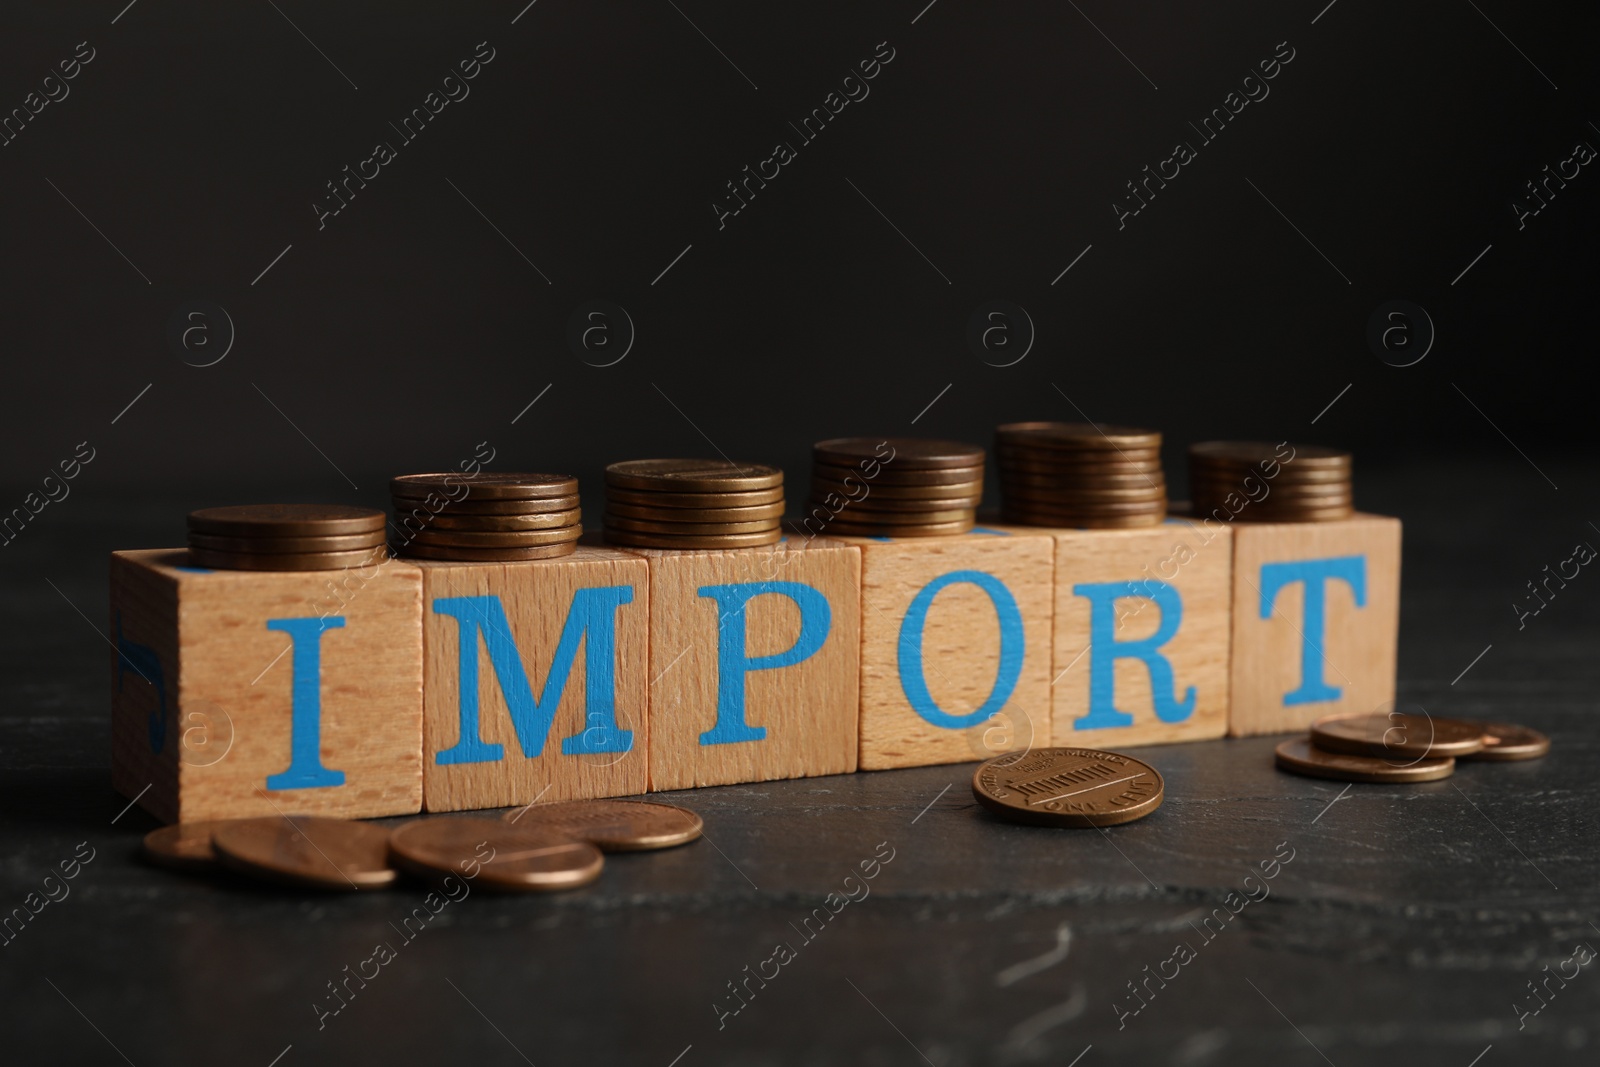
left=110, top=513, right=1400, bottom=823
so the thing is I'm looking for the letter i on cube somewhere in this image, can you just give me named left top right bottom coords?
left=1226, top=514, right=1401, bottom=736
left=109, top=549, right=424, bottom=822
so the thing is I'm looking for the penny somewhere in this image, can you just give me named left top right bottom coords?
left=997, top=444, right=1163, bottom=466
left=421, top=509, right=582, bottom=531
left=390, top=472, right=578, bottom=500
left=999, top=480, right=1166, bottom=500
left=396, top=541, right=578, bottom=561
left=1189, top=477, right=1351, bottom=498
left=809, top=491, right=982, bottom=513
left=503, top=799, right=703, bottom=852
left=973, top=747, right=1164, bottom=827
left=187, top=531, right=388, bottom=553
left=188, top=504, right=386, bottom=537
left=602, top=527, right=783, bottom=550
left=406, top=526, right=581, bottom=548
left=212, top=816, right=397, bottom=890
left=995, top=422, right=1160, bottom=451
left=1274, top=737, right=1455, bottom=783
left=1190, top=441, right=1351, bottom=467
left=603, top=514, right=780, bottom=536
left=389, top=816, right=603, bottom=891
left=605, top=486, right=786, bottom=509
left=825, top=518, right=976, bottom=537
left=1311, top=711, right=1486, bottom=759
left=810, top=476, right=982, bottom=500
left=1188, top=462, right=1351, bottom=485
left=811, top=461, right=985, bottom=488
left=997, top=494, right=1166, bottom=514
left=392, top=494, right=581, bottom=515
left=814, top=437, right=985, bottom=470
left=605, top=459, right=783, bottom=493
left=1461, top=722, right=1550, bottom=762
left=142, top=820, right=234, bottom=875
left=604, top=500, right=786, bottom=523
left=807, top=505, right=976, bottom=526
left=188, top=546, right=390, bottom=571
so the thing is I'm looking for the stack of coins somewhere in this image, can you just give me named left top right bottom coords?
left=995, top=422, right=1165, bottom=528
left=809, top=437, right=984, bottom=537
left=1274, top=710, right=1550, bottom=785
left=1188, top=441, right=1352, bottom=522
left=390, top=473, right=580, bottom=561
left=187, top=504, right=387, bottom=571
left=603, top=460, right=784, bottom=549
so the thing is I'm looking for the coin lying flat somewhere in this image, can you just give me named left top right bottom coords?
left=188, top=504, right=386, bottom=537
left=188, top=530, right=388, bottom=553
left=605, top=486, right=786, bottom=509
left=1461, top=722, right=1551, bottom=762
left=212, top=816, right=397, bottom=890
left=142, top=821, right=234, bottom=875
left=1310, top=711, right=1486, bottom=759
left=389, top=817, right=603, bottom=891
left=606, top=459, right=783, bottom=493
left=973, top=748, right=1165, bottom=827
left=815, top=437, right=985, bottom=470
left=603, top=514, right=780, bottom=536
left=422, top=509, right=582, bottom=531
left=1190, top=441, right=1351, bottom=468
left=188, top=546, right=390, bottom=571
left=996, top=422, right=1160, bottom=452
left=602, top=527, right=782, bottom=549
left=812, top=461, right=984, bottom=487
left=393, top=494, right=582, bottom=515
left=604, top=500, right=786, bottom=523
left=1274, top=738, right=1455, bottom=783
left=406, top=526, right=582, bottom=548
left=397, top=541, right=578, bottom=561
left=503, top=799, right=704, bottom=851
left=390, top=472, right=579, bottom=500
left=826, top=518, right=976, bottom=537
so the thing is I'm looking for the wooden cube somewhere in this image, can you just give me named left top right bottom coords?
left=991, top=518, right=1233, bottom=750
left=614, top=538, right=860, bottom=791
left=831, top=529, right=1055, bottom=770
left=110, top=548, right=423, bottom=823
left=1225, top=513, right=1401, bottom=736
left=412, top=546, right=650, bottom=812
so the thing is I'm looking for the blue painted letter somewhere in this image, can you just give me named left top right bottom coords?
left=897, top=570, right=1025, bottom=729
left=1072, top=581, right=1196, bottom=730
left=265, top=616, right=346, bottom=790
left=696, top=582, right=831, bottom=745
left=1258, top=555, right=1367, bottom=706
left=433, top=587, right=635, bottom=765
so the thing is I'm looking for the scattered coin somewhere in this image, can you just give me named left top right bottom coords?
left=1274, top=737, right=1455, bottom=783
left=972, top=747, right=1165, bottom=827
left=212, top=816, right=397, bottom=890
left=1310, top=711, right=1486, bottom=759
left=503, top=799, right=704, bottom=851
left=389, top=816, right=603, bottom=892
left=1461, top=722, right=1551, bottom=762
left=142, top=820, right=233, bottom=875
left=390, top=472, right=578, bottom=500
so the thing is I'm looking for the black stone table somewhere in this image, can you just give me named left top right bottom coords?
left=4, top=458, right=1597, bottom=1066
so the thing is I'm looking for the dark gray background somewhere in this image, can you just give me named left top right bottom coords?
left=4, top=2, right=1599, bottom=1065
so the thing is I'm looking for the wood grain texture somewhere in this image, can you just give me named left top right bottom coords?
left=994, top=518, right=1232, bottom=750
left=110, top=548, right=423, bottom=823
left=617, top=538, right=860, bottom=791
left=1227, top=513, right=1402, bottom=736
left=414, top=546, right=650, bottom=812
left=838, top=531, right=1054, bottom=770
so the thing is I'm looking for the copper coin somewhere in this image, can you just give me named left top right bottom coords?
left=1461, top=722, right=1550, bottom=761
left=187, top=531, right=388, bottom=554
left=389, top=816, right=603, bottom=891
left=397, top=541, right=578, bottom=561
left=605, top=459, right=783, bottom=492
left=502, top=799, right=704, bottom=852
left=420, top=509, right=582, bottom=531
left=814, top=437, right=985, bottom=470
left=605, top=499, right=786, bottom=523
left=393, top=493, right=581, bottom=515
left=995, top=422, right=1160, bottom=451
left=602, top=527, right=782, bottom=549
left=1311, top=712, right=1486, bottom=759
left=604, top=485, right=786, bottom=509
left=1190, top=441, right=1350, bottom=468
left=1275, top=738, right=1455, bottom=783
left=973, top=747, right=1165, bottom=827
left=811, top=476, right=982, bottom=500
left=188, top=546, right=390, bottom=571
left=999, top=479, right=1166, bottom=500
left=407, top=526, right=581, bottom=548
left=825, top=518, right=976, bottom=537
left=809, top=491, right=982, bottom=513
left=998, top=444, right=1163, bottom=466
left=212, top=816, right=397, bottom=890
left=1189, top=461, right=1351, bottom=485
left=142, top=820, right=234, bottom=875
left=808, top=505, right=976, bottom=525
left=998, top=493, right=1166, bottom=514
left=390, top=472, right=578, bottom=500
left=188, top=504, right=385, bottom=537
left=1190, top=475, right=1350, bottom=497
left=603, top=514, right=780, bottom=536
left=811, top=461, right=985, bottom=487
left=996, top=464, right=1164, bottom=486
left=1000, top=510, right=1166, bottom=529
